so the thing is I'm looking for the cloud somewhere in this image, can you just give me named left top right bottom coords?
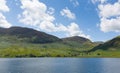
left=19, top=0, right=89, bottom=39
left=0, top=0, right=9, bottom=12
left=19, top=0, right=55, bottom=30
left=70, top=0, right=79, bottom=7
left=92, top=0, right=120, bottom=32
left=47, top=7, right=55, bottom=15
left=0, top=0, right=12, bottom=28
left=0, top=13, right=12, bottom=28
left=98, top=2, right=120, bottom=18
left=100, top=17, right=120, bottom=32
left=40, top=22, right=90, bottom=39
left=39, top=21, right=57, bottom=32
left=55, top=22, right=90, bottom=39
left=66, top=22, right=90, bottom=39
left=60, top=7, right=76, bottom=20
left=91, top=0, right=107, bottom=4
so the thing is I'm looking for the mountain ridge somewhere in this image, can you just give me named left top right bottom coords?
left=0, top=26, right=93, bottom=44
left=0, top=26, right=61, bottom=43
left=89, top=35, right=120, bottom=52
left=62, top=36, right=92, bottom=44
left=0, top=26, right=120, bottom=57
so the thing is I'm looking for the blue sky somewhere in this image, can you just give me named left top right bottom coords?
left=0, top=0, right=120, bottom=42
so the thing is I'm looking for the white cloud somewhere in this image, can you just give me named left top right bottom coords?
left=0, top=13, right=12, bottom=28
left=100, top=17, right=120, bottom=32
left=60, top=7, right=76, bottom=20
left=98, top=2, right=120, bottom=18
left=47, top=7, right=55, bottom=15
left=93, top=0, right=120, bottom=32
left=91, top=0, right=107, bottom=4
left=0, top=0, right=12, bottom=28
left=55, top=22, right=90, bottom=39
left=19, top=0, right=55, bottom=30
left=70, top=0, right=79, bottom=7
left=0, top=0, right=9, bottom=12
left=19, top=0, right=89, bottom=39
left=66, top=22, right=90, bottom=39
left=39, top=21, right=57, bottom=32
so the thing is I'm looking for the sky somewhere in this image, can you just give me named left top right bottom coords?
left=0, top=0, right=120, bottom=42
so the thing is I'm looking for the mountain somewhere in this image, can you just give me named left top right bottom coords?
left=62, top=36, right=92, bottom=44
left=0, top=26, right=98, bottom=57
left=61, top=36, right=96, bottom=51
left=0, top=26, right=61, bottom=43
left=90, top=36, right=120, bottom=51
left=0, top=26, right=97, bottom=57
left=93, top=41, right=104, bottom=45
left=0, top=26, right=120, bottom=57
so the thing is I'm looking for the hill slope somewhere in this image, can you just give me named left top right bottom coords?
left=62, top=36, right=92, bottom=43
left=62, top=36, right=96, bottom=51
left=0, top=26, right=98, bottom=57
left=90, top=36, right=120, bottom=51
left=0, top=27, right=61, bottom=43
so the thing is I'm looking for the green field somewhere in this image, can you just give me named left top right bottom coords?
left=0, top=41, right=119, bottom=58
left=0, top=42, right=93, bottom=57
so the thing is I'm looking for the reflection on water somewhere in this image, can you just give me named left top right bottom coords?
left=0, top=58, right=120, bottom=73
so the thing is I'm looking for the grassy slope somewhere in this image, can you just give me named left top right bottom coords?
left=85, top=36, right=120, bottom=57
left=0, top=42, right=93, bottom=57
left=0, top=35, right=120, bottom=58
left=0, top=35, right=97, bottom=57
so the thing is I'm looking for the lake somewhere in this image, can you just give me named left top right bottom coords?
left=0, top=58, right=120, bottom=73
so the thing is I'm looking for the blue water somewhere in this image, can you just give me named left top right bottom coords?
left=0, top=58, right=120, bottom=73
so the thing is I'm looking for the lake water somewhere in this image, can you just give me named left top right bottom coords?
left=0, top=58, right=120, bottom=73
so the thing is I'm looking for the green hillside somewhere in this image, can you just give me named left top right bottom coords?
left=62, top=36, right=91, bottom=43
left=90, top=36, right=120, bottom=51
left=62, top=36, right=96, bottom=51
left=0, top=27, right=60, bottom=43
left=0, top=26, right=96, bottom=57
left=0, top=37, right=95, bottom=57
left=0, top=26, right=120, bottom=57
left=85, top=36, right=120, bottom=57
